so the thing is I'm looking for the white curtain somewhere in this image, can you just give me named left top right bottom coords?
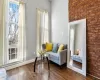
left=0, top=0, right=5, bottom=65
left=18, top=2, right=26, bottom=61
left=41, top=12, right=49, bottom=44
left=36, top=9, right=49, bottom=54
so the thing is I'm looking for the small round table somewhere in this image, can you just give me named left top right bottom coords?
left=34, top=50, right=50, bottom=72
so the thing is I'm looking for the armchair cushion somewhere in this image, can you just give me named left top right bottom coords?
left=52, top=43, right=58, bottom=53
left=46, top=43, right=53, bottom=51
left=47, top=52, right=59, bottom=60
left=57, top=44, right=64, bottom=53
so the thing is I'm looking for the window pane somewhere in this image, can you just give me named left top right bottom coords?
left=9, top=23, right=18, bottom=45
left=9, top=2, right=19, bottom=45
left=9, top=48, right=17, bottom=60
left=9, top=2, right=19, bottom=23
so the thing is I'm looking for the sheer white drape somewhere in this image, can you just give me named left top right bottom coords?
left=0, top=0, right=4, bottom=66
left=18, top=3, right=26, bottom=61
left=36, top=9, right=49, bottom=55
left=41, top=12, right=49, bottom=44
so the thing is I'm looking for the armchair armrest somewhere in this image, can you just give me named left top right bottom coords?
left=59, top=49, right=67, bottom=54
left=59, top=49, right=67, bottom=65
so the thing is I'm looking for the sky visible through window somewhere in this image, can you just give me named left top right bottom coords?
left=9, top=2, right=19, bottom=23
left=9, top=1, right=19, bottom=45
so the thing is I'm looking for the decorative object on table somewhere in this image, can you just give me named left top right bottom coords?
left=34, top=50, right=50, bottom=72
left=75, top=49, right=80, bottom=55
left=38, top=50, right=46, bottom=55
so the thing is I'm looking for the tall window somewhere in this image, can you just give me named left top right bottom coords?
left=7, top=0, right=25, bottom=63
left=8, top=1, right=19, bottom=62
left=37, top=9, right=49, bottom=52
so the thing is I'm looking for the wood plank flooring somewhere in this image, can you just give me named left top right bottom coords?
left=7, top=62, right=96, bottom=80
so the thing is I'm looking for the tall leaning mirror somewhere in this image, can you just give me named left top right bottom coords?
left=67, top=19, right=86, bottom=76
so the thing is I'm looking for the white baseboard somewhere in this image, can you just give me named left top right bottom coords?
left=4, top=59, right=35, bottom=70
left=67, top=65, right=100, bottom=79
left=67, top=64, right=86, bottom=76
left=87, top=73, right=100, bottom=80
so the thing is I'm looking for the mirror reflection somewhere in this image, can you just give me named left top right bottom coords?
left=70, top=25, right=83, bottom=69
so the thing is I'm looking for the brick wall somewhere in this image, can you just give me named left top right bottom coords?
left=69, top=0, right=100, bottom=78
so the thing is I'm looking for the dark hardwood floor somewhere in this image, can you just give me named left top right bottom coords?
left=7, top=62, right=95, bottom=80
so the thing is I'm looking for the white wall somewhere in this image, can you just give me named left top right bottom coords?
left=51, top=0, right=68, bottom=44
left=25, top=0, right=51, bottom=60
